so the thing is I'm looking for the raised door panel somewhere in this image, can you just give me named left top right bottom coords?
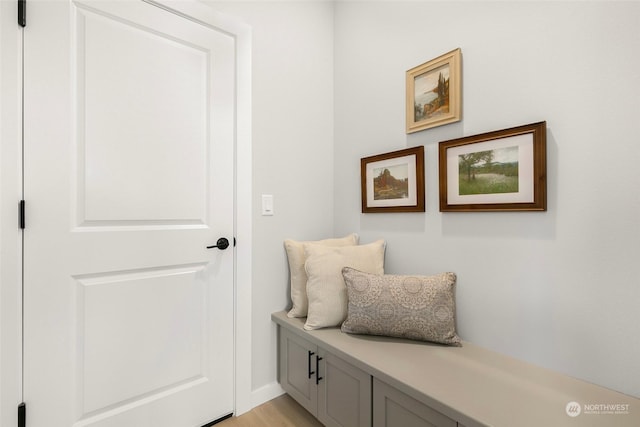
left=373, top=378, right=456, bottom=427
left=279, top=328, right=318, bottom=416
left=78, top=6, right=209, bottom=225
left=317, top=349, right=371, bottom=427
left=77, top=265, right=207, bottom=414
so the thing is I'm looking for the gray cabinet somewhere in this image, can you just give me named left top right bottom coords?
left=279, top=326, right=318, bottom=415
left=373, top=378, right=456, bottom=427
left=317, top=348, right=371, bottom=427
left=279, top=327, right=371, bottom=427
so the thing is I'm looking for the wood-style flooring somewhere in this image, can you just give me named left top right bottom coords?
left=215, top=394, right=323, bottom=427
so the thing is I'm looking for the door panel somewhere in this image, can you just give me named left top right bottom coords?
left=77, top=5, right=209, bottom=224
left=318, top=349, right=371, bottom=427
left=78, top=264, right=206, bottom=415
left=373, top=379, right=456, bottom=427
left=23, top=1, right=235, bottom=426
left=278, top=328, right=318, bottom=416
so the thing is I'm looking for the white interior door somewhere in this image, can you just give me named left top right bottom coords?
left=23, top=1, right=236, bottom=426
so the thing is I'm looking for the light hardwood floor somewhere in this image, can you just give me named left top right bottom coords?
left=215, top=394, right=323, bottom=427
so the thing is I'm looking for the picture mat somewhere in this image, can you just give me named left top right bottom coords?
left=367, top=154, right=418, bottom=208
left=447, top=133, right=534, bottom=205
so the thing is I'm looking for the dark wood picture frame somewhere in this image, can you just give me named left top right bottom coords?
left=361, top=146, right=425, bottom=213
left=439, top=122, right=547, bottom=212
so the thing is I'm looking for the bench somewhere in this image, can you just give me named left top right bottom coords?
left=272, top=311, right=639, bottom=427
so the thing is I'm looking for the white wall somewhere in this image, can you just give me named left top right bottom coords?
left=209, top=0, right=640, bottom=402
left=205, top=1, right=336, bottom=404
left=333, top=1, right=640, bottom=398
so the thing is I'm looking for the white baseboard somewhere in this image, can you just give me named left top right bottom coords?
left=244, top=382, right=285, bottom=415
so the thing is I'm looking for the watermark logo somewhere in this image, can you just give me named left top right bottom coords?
left=566, top=401, right=631, bottom=417
left=566, top=401, right=581, bottom=417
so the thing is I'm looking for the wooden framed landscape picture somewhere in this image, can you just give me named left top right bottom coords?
left=438, top=122, right=547, bottom=212
left=406, top=48, right=461, bottom=134
left=361, top=146, right=425, bottom=213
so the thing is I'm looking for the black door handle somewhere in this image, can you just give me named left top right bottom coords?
left=316, top=355, right=323, bottom=384
left=207, top=237, right=230, bottom=250
left=308, top=351, right=315, bottom=378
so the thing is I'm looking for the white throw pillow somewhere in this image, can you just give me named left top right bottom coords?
left=304, top=240, right=385, bottom=330
left=284, top=234, right=359, bottom=318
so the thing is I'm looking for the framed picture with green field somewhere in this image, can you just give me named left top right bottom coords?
left=406, top=48, right=462, bottom=133
left=439, top=121, right=547, bottom=212
left=361, top=146, right=425, bottom=213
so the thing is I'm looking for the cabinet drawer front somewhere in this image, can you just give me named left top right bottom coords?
left=318, top=350, right=372, bottom=427
left=373, top=378, right=456, bottom=427
left=279, top=328, right=318, bottom=415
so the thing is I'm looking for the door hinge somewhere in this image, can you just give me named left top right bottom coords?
left=19, top=200, right=25, bottom=229
left=18, top=0, right=26, bottom=27
left=18, top=402, right=26, bottom=427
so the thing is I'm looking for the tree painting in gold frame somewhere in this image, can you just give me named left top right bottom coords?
left=406, top=48, right=462, bottom=134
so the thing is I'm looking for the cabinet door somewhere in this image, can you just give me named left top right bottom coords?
left=317, top=348, right=372, bottom=427
left=279, top=328, right=318, bottom=416
left=373, top=378, right=456, bottom=427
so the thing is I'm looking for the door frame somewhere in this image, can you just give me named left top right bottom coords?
left=0, top=1, right=253, bottom=424
left=1, top=1, right=24, bottom=426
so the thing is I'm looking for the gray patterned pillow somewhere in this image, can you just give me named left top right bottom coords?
left=341, top=267, right=461, bottom=346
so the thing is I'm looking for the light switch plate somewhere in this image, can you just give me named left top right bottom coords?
left=261, top=194, right=274, bottom=216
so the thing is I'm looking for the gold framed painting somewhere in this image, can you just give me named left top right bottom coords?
left=361, top=146, right=425, bottom=213
left=406, top=48, right=462, bottom=133
left=438, top=121, right=547, bottom=212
